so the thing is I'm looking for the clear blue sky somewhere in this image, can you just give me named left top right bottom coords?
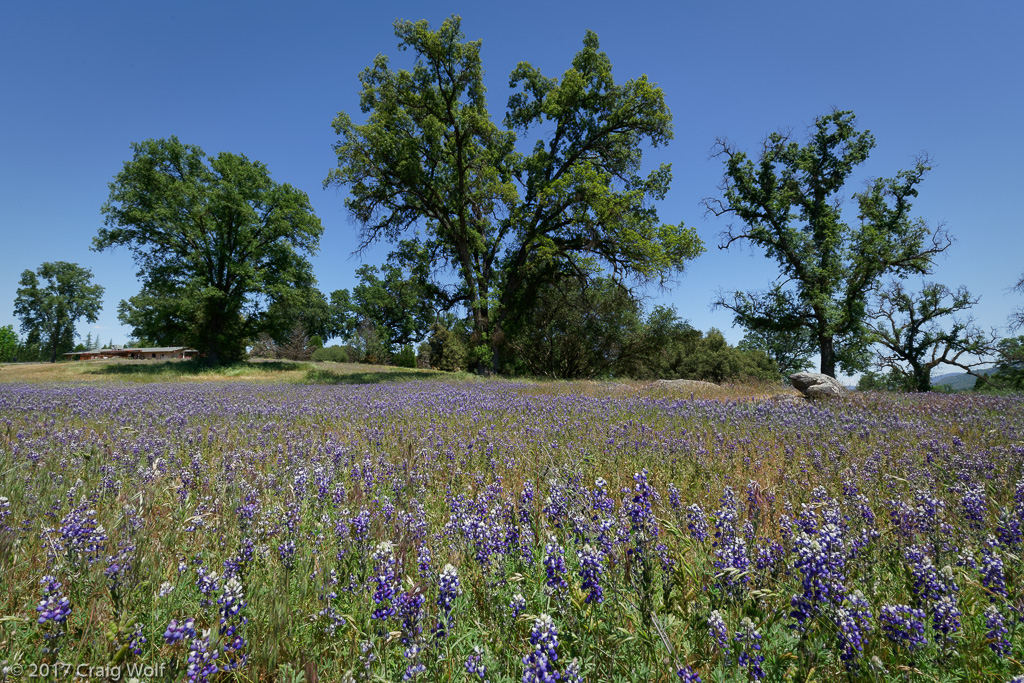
left=2, top=1, right=1021, bottom=375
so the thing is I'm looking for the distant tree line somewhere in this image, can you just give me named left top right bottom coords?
left=5, top=15, right=1022, bottom=391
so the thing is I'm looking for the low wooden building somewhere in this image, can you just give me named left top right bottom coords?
left=63, top=346, right=199, bottom=361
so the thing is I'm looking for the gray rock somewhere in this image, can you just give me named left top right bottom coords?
left=789, top=372, right=846, bottom=398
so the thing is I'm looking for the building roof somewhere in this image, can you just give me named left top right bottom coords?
left=63, top=346, right=198, bottom=356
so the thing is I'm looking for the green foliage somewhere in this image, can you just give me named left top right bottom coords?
left=669, top=328, right=779, bottom=383
left=393, top=345, right=417, bottom=368
left=14, top=261, right=104, bottom=363
left=330, top=245, right=438, bottom=352
left=503, top=276, right=646, bottom=378
left=311, top=344, right=360, bottom=363
left=0, top=324, right=17, bottom=362
left=708, top=110, right=951, bottom=378
left=94, top=136, right=323, bottom=364
left=326, top=16, right=704, bottom=370
left=737, top=323, right=815, bottom=378
left=263, top=288, right=338, bottom=345
left=857, top=368, right=914, bottom=392
left=503, top=276, right=777, bottom=381
left=349, top=322, right=391, bottom=365
left=979, top=335, right=1024, bottom=391
left=277, top=323, right=315, bottom=361
left=866, top=281, right=994, bottom=392
left=426, top=323, right=467, bottom=372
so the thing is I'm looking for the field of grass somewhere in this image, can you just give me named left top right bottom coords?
left=0, top=359, right=454, bottom=386
left=0, top=374, right=1022, bottom=682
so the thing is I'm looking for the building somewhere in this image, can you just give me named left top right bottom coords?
left=63, top=346, right=199, bottom=361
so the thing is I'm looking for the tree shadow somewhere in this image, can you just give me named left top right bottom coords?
left=304, top=368, right=436, bottom=385
left=87, top=360, right=307, bottom=377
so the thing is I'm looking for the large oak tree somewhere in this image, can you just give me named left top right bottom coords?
left=326, top=16, right=703, bottom=371
left=866, top=281, right=995, bottom=391
left=14, top=261, right=104, bottom=363
left=94, top=137, right=323, bottom=364
left=706, top=110, right=951, bottom=377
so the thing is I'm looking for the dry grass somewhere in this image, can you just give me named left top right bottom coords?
left=0, top=358, right=441, bottom=385
left=0, top=359, right=794, bottom=400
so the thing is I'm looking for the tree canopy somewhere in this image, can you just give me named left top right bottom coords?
left=706, top=110, right=951, bottom=377
left=329, top=242, right=440, bottom=352
left=326, top=16, right=704, bottom=372
left=14, top=261, right=104, bottom=363
left=866, top=281, right=994, bottom=391
left=94, top=137, right=323, bottom=364
left=0, top=324, right=18, bottom=363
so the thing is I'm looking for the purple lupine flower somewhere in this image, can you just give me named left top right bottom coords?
left=712, top=488, right=749, bottom=598
left=351, top=508, right=371, bottom=542
left=667, top=483, right=682, bottom=510
left=509, top=593, right=527, bottom=619
left=931, top=595, right=961, bottom=644
left=959, top=483, right=987, bottom=530
left=708, top=610, right=729, bottom=653
left=185, top=630, right=219, bottom=682
left=56, top=502, right=107, bottom=566
left=996, top=507, right=1022, bottom=550
left=836, top=591, right=872, bottom=669
left=676, top=664, right=702, bottom=682
left=686, top=504, right=708, bottom=542
left=791, top=523, right=847, bottom=626
left=163, top=617, right=196, bottom=645
left=278, top=539, right=296, bottom=571
left=879, top=604, right=927, bottom=650
left=578, top=544, right=604, bottom=604
left=217, top=577, right=248, bottom=671
left=734, top=617, right=765, bottom=680
left=36, top=575, right=71, bottom=653
left=627, top=470, right=656, bottom=537
left=403, top=658, right=426, bottom=680
left=435, top=563, right=461, bottom=637
left=543, top=480, right=568, bottom=529
left=223, top=537, right=254, bottom=581
left=195, top=567, right=220, bottom=608
left=562, top=658, right=582, bottom=683
left=981, top=543, right=1008, bottom=600
left=465, top=646, right=488, bottom=681
left=397, top=589, right=426, bottom=680
left=417, top=544, right=432, bottom=579
left=371, top=542, right=398, bottom=621
left=984, top=605, right=1011, bottom=657
left=543, top=537, right=568, bottom=597
left=129, top=622, right=146, bottom=656
left=522, top=613, right=560, bottom=683
left=397, top=589, right=425, bottom=646
left=520, top=481, right=536, bottom=547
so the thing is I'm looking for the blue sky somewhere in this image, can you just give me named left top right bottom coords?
left=2, top=1, right=1021, bottom=375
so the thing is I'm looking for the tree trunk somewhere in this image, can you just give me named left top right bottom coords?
left=818, top=336, right=836, bottom=378
left=913, top=365, right=931, bottom=392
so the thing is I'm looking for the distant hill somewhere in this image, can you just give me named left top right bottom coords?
left=932, top=367, right=997, bottom=391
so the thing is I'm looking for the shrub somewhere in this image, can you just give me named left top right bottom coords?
left=427, top=323, right=466, bottom=372
left=393, top=345, right=416, bottom=368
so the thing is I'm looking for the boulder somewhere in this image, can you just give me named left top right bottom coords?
left=789, top=372, right=846, bottom=398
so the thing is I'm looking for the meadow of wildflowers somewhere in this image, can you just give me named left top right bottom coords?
left=0, top=380, right=1022, bottom=681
